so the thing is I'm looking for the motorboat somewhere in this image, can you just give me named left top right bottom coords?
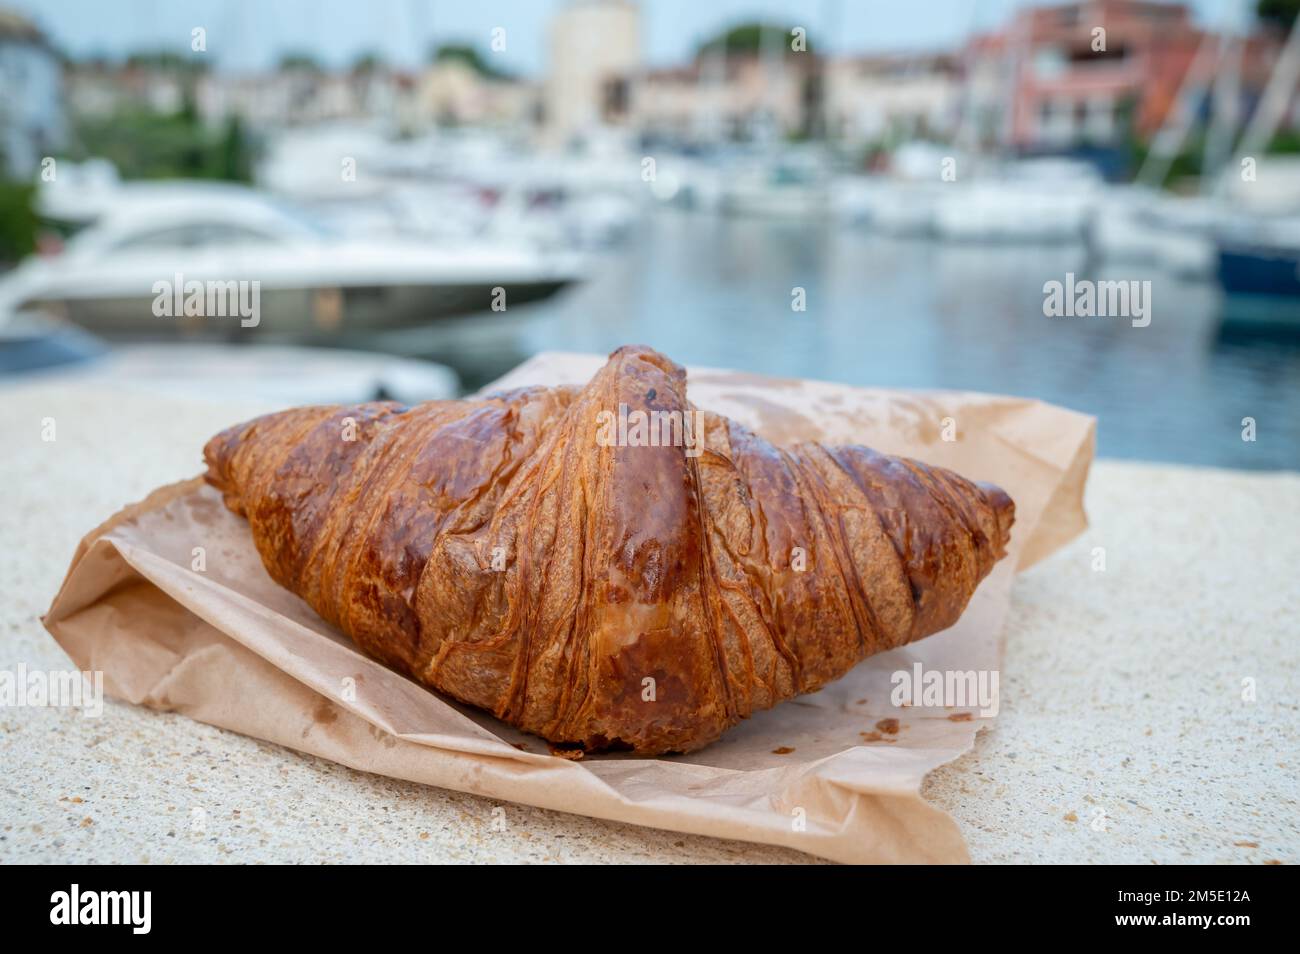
left=37, top=161, right=256, bottom=233
left=3, top=185, right=585, bottom=343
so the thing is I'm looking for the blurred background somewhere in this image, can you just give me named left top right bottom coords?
left=2, top=0, right=1299, bottom=469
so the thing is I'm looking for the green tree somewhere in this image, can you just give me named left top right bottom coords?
left=0, top=179, right=38, bottom=264
left=71, top=106, right=254, bottom=184
left=217, top=115, right=253, bottom=182
left=352, top=51, right=384, bottom=74
left=1257, top=0, right=1300, bottom=29
left=124, top=49, right=209, bottom=74
left=697, top=21, right=815, bottom=58
left=431, top=43, right=512, bottom=80
left=279, top=52, right=322, bottom=73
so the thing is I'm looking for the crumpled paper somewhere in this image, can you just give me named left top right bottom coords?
left=43, top=352, right=1094, bottom=863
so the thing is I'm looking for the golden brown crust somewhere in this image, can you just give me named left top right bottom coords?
left=204, top=345, right=1014, bottom=754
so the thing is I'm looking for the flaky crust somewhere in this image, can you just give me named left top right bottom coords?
left=204, top=346, right=1014, bottom=754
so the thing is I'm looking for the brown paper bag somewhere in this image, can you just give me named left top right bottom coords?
left=43, top=352, right=1094, bottom=864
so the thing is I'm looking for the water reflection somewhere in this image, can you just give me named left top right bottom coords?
left=510, top=210, right=1299, bottom=470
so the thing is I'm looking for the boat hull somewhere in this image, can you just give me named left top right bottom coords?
left=718, top=188, right=828, bottom=219
left=25, top=280, right=573, bottom=341
left=1217, top=243, right=1300, bottom=331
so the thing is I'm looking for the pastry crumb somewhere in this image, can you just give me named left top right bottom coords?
left=547, top=744, right=584, bottom=761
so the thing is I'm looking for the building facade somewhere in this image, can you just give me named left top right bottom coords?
left=998, top=0, right=1283, bottom=151
left=544, top=0, right=641, bottom=145
left=0, top=9, right=66, bottom=178
left=825, top=52, right=960, bottom=144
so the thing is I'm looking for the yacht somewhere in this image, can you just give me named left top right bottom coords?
left=5, top=185, right=585, bottom=342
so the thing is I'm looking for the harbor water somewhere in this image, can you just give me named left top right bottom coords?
left=496, top=209, right=1300, bottom=472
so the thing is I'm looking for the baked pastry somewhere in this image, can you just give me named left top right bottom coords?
left=204, top=345, right=1013, bottom=754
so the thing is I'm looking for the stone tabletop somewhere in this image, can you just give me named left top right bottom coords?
left=2, top=378, right=1296, bottom=864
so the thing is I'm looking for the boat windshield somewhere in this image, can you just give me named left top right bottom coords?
left=268, top=199, right=341, bottom=239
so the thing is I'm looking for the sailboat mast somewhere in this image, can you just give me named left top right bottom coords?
left=1201, top=28, right=1242, bottom=192
left=1233, top=12, right=1300, bottom=167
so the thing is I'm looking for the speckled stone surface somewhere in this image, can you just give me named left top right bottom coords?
left=2, top=378, right=1296, bottom=864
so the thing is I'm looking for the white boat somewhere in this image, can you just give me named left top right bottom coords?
left=461, top=168, right=642, bottom=249
left=37, top=162, right=255, bottom=231
left=652, top=154, right=725, bottom=211
left=1088, top=186, right=1218, bottom=278
left=717, top=153, right=830, bottom=219
left=3, top=186, right=585, bottom=342
left=931, top=158, right=1103, bottom=243
left=258, top=126, right=644, bottom=250
left=834, top=176, right=944, bottom=236
left=1089, top=158, right=1300, bottom=280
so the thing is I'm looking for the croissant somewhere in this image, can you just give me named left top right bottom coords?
left=203, top=345, right=1013, bottom=755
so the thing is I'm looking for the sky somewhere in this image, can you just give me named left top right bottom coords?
left=9, top=0, right=1248, bottom=76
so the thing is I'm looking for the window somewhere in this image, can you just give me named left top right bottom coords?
left=112, top=223, right=275, bottom=252
left=602, top=78, right=629, bottom=120
left=1033, top=48, right=1066, bottom=79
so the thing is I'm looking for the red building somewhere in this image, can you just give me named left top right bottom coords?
left=989, top=0, right=1282, bottom=151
